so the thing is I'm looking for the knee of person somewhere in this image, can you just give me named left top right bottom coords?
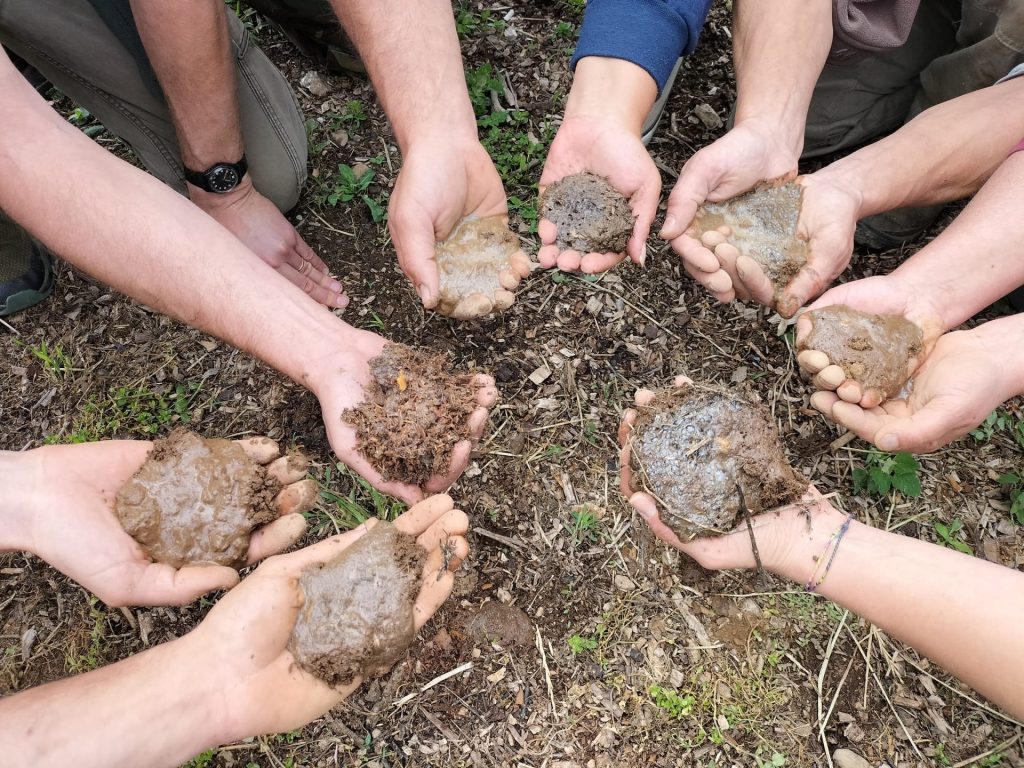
left=250, top=163, right=307, bottom=213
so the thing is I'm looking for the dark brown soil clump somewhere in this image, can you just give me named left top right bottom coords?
left=289, top=521, right=425, bottom=687
left=693, top=179, right=808, bottom=297
left=627, top=385, right=807, bottom=541
left=342, top=343, right=481, bottom=485
left=461, top=601, right=534, bottom=647
left=540, top=172, right=634, bottom=253
left=799, top=305, right=924, bottom=400
left=115, top=429, right=281, bottom=568
left=435, top=215, right=520, bottom=316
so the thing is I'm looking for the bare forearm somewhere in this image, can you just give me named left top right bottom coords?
left=773, top=509, right=1024, bottom=719
left=732, top=0, right=833, bottom=157
left=329, top=0, right=477, bottom=151
left=563, top=58, right=658, bottom=136
left=0, top=636, right=222, bottom=767
left=815, top=78, right=1024, bottom=219
left=130, top=0, right=243, bottom=169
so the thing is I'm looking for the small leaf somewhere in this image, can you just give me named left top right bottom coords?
left=892, top=472, right=922, bottom=497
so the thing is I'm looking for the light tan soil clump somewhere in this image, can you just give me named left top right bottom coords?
left=289, top=521, right=424, bottom=686
left=115, top=429, right=281, bottom=568
left=799, top=305, right=923, bottom=400
left=692, top=179, right=808, bottom=297
left=540, top=172, right=633, bottom=253
left=435, top=215, right=520, bottom=316
left=461, top=601, right=534, bottom=647
left=628, top=385, right=807, bottom=541
left=342, top=344, right=480, bottom=485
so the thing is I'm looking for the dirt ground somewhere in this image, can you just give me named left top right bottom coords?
left=2, top=2, right=1023, bottom=767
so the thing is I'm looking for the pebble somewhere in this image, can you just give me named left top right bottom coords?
left=694, top=103, right=723, bottom=130
left=613, top=575, right=636, bottom=591
left=833, top=749, right=871, bottom=768
left=299, top=70, right=332, bottom=97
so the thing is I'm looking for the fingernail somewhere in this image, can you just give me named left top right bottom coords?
left=638, top=244, right=647, bottom=267
left=660, top=215, right=676, bottom=237
left=416, top=284, right=430, bottom=304
left=330, top=280, right=343, bottom=293
left=336, top=295, right=350, bottom=309
left=878, top=434, right=898, bottom=451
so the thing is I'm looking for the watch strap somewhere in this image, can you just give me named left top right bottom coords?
left=183, top=154, right=248, bottom=192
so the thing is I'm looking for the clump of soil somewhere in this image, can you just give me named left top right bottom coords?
left=799, top=305, right=923, bottom=400
left=692, top=178, right=808, bottom=297
left=342, top=343, right=481, bottom=485
left=115, top=429, right=281, bottom=568
left=627, top=385, right=807, bottom=541
left=540, top=172, right=634, bottom=253
left=435, top=215, right=520, bottom=317
left=289, top=521, right=425, bottom=687
left=461, top=601, right=534, bottom=647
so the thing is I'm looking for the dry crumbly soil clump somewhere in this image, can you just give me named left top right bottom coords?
left=289, top=521, right=424, bottom=687
left=342, top=343, right=481, bottom=485
left=435, top=215, right=521, bottom=317
left=540, top=172, right=634, bottom=253
left=799, top=305, right=924, bottom=400
left=115, top=429, right=281, bottom=568
left=628, top=385, right=808, bottom=541
left=692, top=178, right=808, bottom=297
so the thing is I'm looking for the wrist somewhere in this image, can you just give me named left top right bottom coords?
left=564, top=57, right=658, bottom=135
left=969, top=315, right=1024, bottom=400
left=804, top=162, right=868, bottom=220
left=395, top=107, right=478, bottom=156
left=304, top=325, right=386, bottom=399
left=762, top=499, right=849, bottom=583
left=0, top=449, right=42, bottom=552
left=154, top=635, right=231, bottom=754
left=731, top=115, right=802, bottom=169
left=187, top=173, right=255, bottom=213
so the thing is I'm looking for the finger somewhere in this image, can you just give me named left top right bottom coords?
left=388, top=205, right=441, bottom=308
left=490, top=289, right=515, bottom=312
left=343, top=450, right=423, bottom=505
left=498, top=267, right=522, bottom=291
left=634, top=388, right=657, bottom=407
left=629, top=492, right=685, bottom=549
left=627, top=179, right=659, bottom=266
left=266, top=452, right=311, bottom=485
left=473, top=374, right=499, bottom=406
left=557, top=249, right=582, bottom=272
left=423, top=440, right=472, bottom=493
left=452, top=294, right=494, bottom=319
left=247, top=513, right=308, bottom=563
left=810, top=390, right=840, bottom=416
left=685, top=261, right=735, bottom=302
left=580, top=251, right=626, bottom=273
left=412, top=552, right=458, bottom=630
left=830, top=400, right=891, bottom=446
left=661, top=169, right=709, bottom=240
left=779, top=263, right=827, bottom=318
left=872, top=406, right=951, bottom=453
left=267, top=520, right=377, bottom=574
left=293, top=233, right=331, bottom=275
left=417, top=508, right=470, bottom=551
left=618, top=408, right=639, bottom=495
left=812, top=364, right=846, bottom=391
left=677, top=236, right=720, bottom=274
left=700, top=230, right=727, bottom=249
left=509, top=250, right=534, bottom=278
left=537, top=218, right=558, bottom=246
left=275, top=478, right=319, bottom=516
left=714, top=243, right=744, bottom=301
left=280, top=263, right=348, bottom=309
left=836, top=380, right=864, bottom=404
left=795, top=314, right=814, bottom=347
left=538, top=244, right=560, bottom=268
left=859, top=388, right=886, bottom=410
left=112, top=562, right=241, bottom=608
left=466, top=406, right=490, bottom=438
left=797, top=349, right=830, bottom=376
left=735, top=254, right=775, bottom=307
left=394, top=494, right=455, bottom=536
left=236, top=436, right=281, bottom=464
left=673, top=374, right=692, bottom=387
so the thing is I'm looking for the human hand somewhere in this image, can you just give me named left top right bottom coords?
left=795, top=275, right=944, bottom=409
left=537, top=114, right=660, bottom=273
left=808, top=320, right=1022, bottom=453
left=188, top=494, right=468, bottom=740
left=660, top=120, right=799, bottom=302
left=17, top=437, right=314, bottom=607
left=314, top=331, right=498, bottom=504
left=389, top=133, right=525, bottom=315
left=190, top=178, right=347, bottom=309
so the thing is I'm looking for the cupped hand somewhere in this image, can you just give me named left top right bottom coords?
left=661, top=121, right=798, bottom=303
left=808, top=325, right=1015, bottom=453
left=190, top=494, right=469, bottom=740
left=23, top=437, right=315, bottom=607
left=388, top=133, right=513, bottom=313
left=537, top=114, right=660, bottom=273
left=795, top=275, right=944, bottom=408
left=190, top=178, right=347, bottom=309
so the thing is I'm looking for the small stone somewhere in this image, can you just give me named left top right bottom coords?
left=613, top=575, right=636, bottom=591
left=299, top=70, right=332, bottom=97
left=844, top=721, right=866, bottom=743
left=352, top=162, right=371, bottom=180
left=529, top=364, right=552, bottom=385
left=833, top=749, right=871, bottom=768
left=20, top=628, right=37, bottom=662
left=694, top=103, right=723, bottom=130
left=330, top=129, right=349, bottom=146
left=586, top=296, right=603, bottom=315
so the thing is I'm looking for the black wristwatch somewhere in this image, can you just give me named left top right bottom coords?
left=183, top=155, right=248, bottom=193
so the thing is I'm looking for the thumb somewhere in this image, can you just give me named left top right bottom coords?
left=874, top=408, right=953, bottom=453
left=660, top=159, right=714, bottom=240
left=779, top=262, right=827, bottom=319
left=627, top=174, right=662, bottom=265
left=388, top=202, right=441, bottom=308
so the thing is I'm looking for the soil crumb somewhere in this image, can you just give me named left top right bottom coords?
left=461, top=601, right=534, bottom=647
left=692, top=179, right=807, bottom=296
left=290, top=521, right=425, bottom=686
left=115, top=429, right=281, bottom=568
left=540, top=172, right=633, bottom=253
left=799, top=305, right=923, bottom=400
left=342, top=343, right=481, bottom=485
left=435, top=215, right=520, bottom=316
left=628, top=385, right=807, bottom=541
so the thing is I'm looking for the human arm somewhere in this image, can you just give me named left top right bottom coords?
left=0, top=50, right=494, bottom=504
left=0, top=495, right=468, bottom=767
left=662, top=0, right=832, bottom=298
left=129, top=1, right=344, bottom=307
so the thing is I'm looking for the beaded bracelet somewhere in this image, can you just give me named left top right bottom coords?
left=804, top=513, right=855, bottom=593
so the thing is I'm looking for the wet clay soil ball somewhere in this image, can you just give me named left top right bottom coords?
left=115, top=429, right=280, bottom=568
left=628, top=385, right=807, bottom=541
left=540, top=172, right=634, bottom=253
left=342, top=343, right=482, bottom=485
left=289, top=521, right=425, bottom=686
left=799, top=305, right=923, bottom=400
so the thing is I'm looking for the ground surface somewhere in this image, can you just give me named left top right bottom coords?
left=2, top=2, right=1024, bottom=767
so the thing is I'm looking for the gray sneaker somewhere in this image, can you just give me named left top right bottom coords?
left=641, top=58, right=682, bottom=146
left=0, top=215, right=54, bottom=317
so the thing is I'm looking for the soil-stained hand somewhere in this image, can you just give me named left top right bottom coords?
left=192, top=179, right=347, bottom=310
left=23, top=437, right=315, bottom=607
left=537, top=114, right=660, bottom=273
left=795, top=276, right=944, bottom=409
left=388, top=134, right=511, bottom=311
left=661, top=122, right=798, bottom=296
left=809, top=326, right=1016, bottom=453
left=186, top=495, right=468, bottom=740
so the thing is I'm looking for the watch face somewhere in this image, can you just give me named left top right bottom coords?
left=207, top=164, right=240, bottom=193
